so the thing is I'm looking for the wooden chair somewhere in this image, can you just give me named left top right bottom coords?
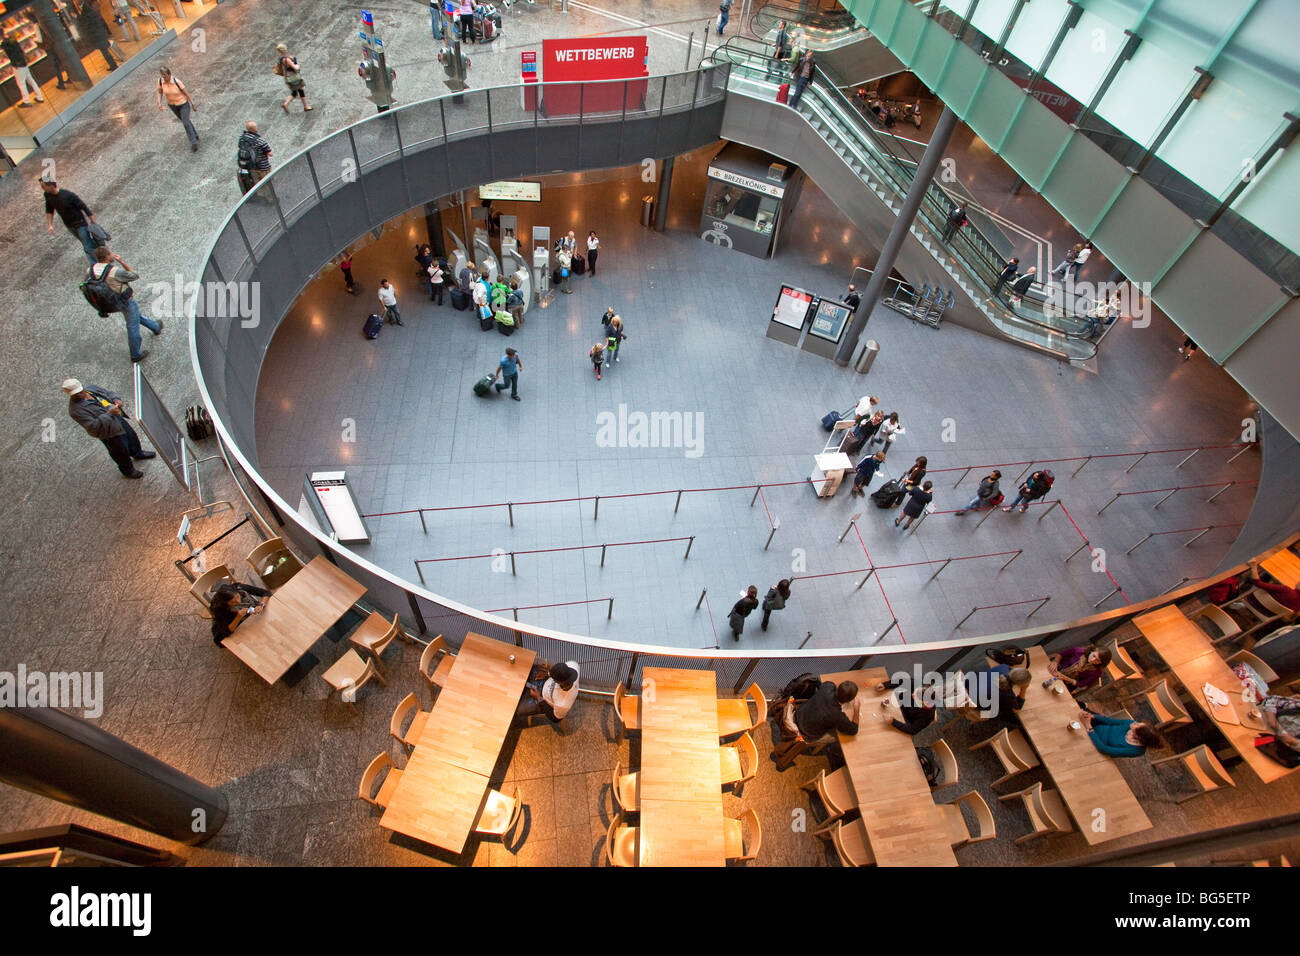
left=999, top=782, right=1075, bottom=844
left=189, top=564, right=234, bottom=618
left=322, top=650, right=387, bottom=712
left=723, top=808, right=762, bottom=863
left=389, top=692, right=429, bottom=754
left=1118, top=678, right=1191, bottom=731
left=476, top=786, right=523, bottom=840
left=969, top=727, right=1040, bottom=787
left=719, top=732, right=759, bottom=795
left=245, top=537, right=303, bottom=589
left=936, top=790, right=996, bottom=847
left=349, top=612, right=403, bottom=675
left=930, top=738, right=959, bottom=788
left=718, top=682, right=768, bottom=739
left=1102, top=640, right=1144, bottom=685
left=1151, top=745, right=1236, bottom=803
left=1226, top=648, right=1280, bottom=685
left=1233, top=588, right=1297, bottom=640
left=605, top=812, right=638, bottom=867
left=1190, top=603, right=1243, bottom=647
left=799, top=767, right=858, bottom=826
left=613, top=682, right=641, bottom=742
left=358, top=752, right=402, bottom=809
left=814, top=818, right=876, bottom=867
left=611, top=762, right=639, bottom=814
left=417, top=635, right=455, bottom=702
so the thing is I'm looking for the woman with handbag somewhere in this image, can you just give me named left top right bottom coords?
left=274, top=43, right=313, bottom=113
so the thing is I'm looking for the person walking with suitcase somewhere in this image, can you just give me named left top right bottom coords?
left=729, top=586, right=759, bottom=641
left=956, top=470, right=1002, bottom=514
left=761, top=580, right=791, bottom=631
left=895, top=480, right=933, bottom=530
left=378, top=279, right=403, bottom=325
left=493, top=347, right=522, bottom=400
left=586, top=231, right=600, bottom=276
left=901, top=456, right=927, bottom=493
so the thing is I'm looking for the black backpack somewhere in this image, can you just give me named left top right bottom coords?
left=237, top=136, right=256, bottom=173
left=185, top=405, right=213, bottom=441
left=916, top=747, right=943, bottom=786
left=80, top=263, right=130, bottom=316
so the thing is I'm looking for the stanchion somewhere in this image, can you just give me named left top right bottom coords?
left=1036, top=500, right=1061, bottom=522
left=876, top=618, right=898, bottom=642
left=684, top=536, right=695, bottom=559
left=1153, top=487, right=1179, bottom=508
left=1000, top=549, right=1023, bottom=571
left=951, top=466, right=972, bottom=489
left=508, top=502, right=514, bottom=527
left=510, top=552, right=517, bottom=575
left=1185, top=526, right=1214, bottom=546
left=798, top=631, right=813, bottom=649
left=929, top=558, right=953, bottom=580
left=608, top=597, right=614, bottom=620
left=1027, top=596, right=1050, bottom=618
left=955, top=606, right=978, bottom=628
left=418, top=508, right=428, bottom=533
left=512, top=608, right=519, bottom=622
left=696, top=587, right=707, bottom=609
left=1016, top=461, right=1035, bottom=482
left=750, top=485, right=762, bottom=507
left=1176, top=448, right=1200, bottom=468
left=674, top=490, right=683, bottom=513
left=1097, top=492, right=1122, bottom=515
left=1093, top=587, right=1122, bottom=608
left=1205, top=482, right=1234, bottom=503
left=600, top=544, right=607, bottom=567
left=1125, top=533, right=1153, bottom=555
left=1226, top=444, right=1252, bottom=464
left=856, top=568, right=876, bottom=590
left=1071, top=456, right=1092, bottom=478
left=1160, top=577, right=1190, bottom=595
left=839, top=515, right=860, bottom=543
left=1065, top=540, right=1090, bottom=563
left=415, top=560, right=425, bottom=585
left=975, top=505, right=998, bottom=528
left=909, top=509, right=929, bottom=534
left=765, top=518, right=779, bottom=551
left=594, top=496, right=600, bottom=521
left=1124, top=451, right=1148, bottom=474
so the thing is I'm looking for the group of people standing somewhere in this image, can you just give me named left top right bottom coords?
left=728, top=580, right=793, bottom=641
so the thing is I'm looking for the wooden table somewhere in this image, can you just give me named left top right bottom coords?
left=637, top=668, right=727, bottom=867
left=1018, top=649, right=1152, bottom=845
left=822, top=668, right=959, bottom=866
left=380, top=634, right=535, bottom=852
left=221, top=555, right=367, bottom=684
left=1136, top=606, right=1297, bottom=783
left=1261, top=549, right=1300, bottom=589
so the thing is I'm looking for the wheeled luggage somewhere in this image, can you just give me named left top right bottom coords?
left=451, top=287, right=471, bottom=311
left=776, top=83, right=790, bottom=104
left=363, top=313, right=383, bottom=339
left=479, top=306, right=494, bottom=331
left=871, top=479, right=905, bottom=509
left=473, top=374, right=494, bottom=397
left=821, top=410, right=843, bottom=431
left=572, top=253, right=586, bottom=275
left=841, top=431, right=865, bottom=456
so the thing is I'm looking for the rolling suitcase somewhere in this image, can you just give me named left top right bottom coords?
left=451, top=287, right=470, bottom=311
left=871, top=479, right=904, bottom=509
left=363, top=313, right=383, bottom=339
left=572, top=253, right=586, bottom=275
left=841, top=431, right=865, bottom=456
left=479, top=306, right=494, bottom=331
left=776, top=83, right=790, bottom=104
left=473, top=374, right=495, bottom=397
left=821, top=410, right=843, bottom=431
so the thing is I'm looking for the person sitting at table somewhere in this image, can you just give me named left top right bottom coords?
left=1078, top=705, right=1162, bottom=757
left=1047, top=643, right=1111, bottom=694
left=875, top=677, right=935, bottom=736
left=1247, top=562, right=1300, bottom=613
left=774, top=681, right=860, bottom=766
left=208, top=580, right=271, bottom=646
left=514, top=660, right=580, bottom=724
left=979, top=668, right=1031, bottom=724
left=1258, top=694, right=1300, bottom=754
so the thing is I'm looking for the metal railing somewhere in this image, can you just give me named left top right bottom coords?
left=189, top=64, right=1278, bottom=696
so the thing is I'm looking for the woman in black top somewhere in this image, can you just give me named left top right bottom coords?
left=209, top=581, right=271, bottom=645
left=760, top=579, right=791, bottom=631
left=901, top=455, right=927, bottom=490
left=414, top=245, right=435, bottom=298
left=895, top=480, right=933, bottom=530
left=729, top=586, right=759, bottom=641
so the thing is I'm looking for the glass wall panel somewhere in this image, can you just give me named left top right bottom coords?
left=1093, top=40, right=1190, bottom=148
left=1003, top=0, right=1070, bottom=72
left=1043, top=10, right=1122, bottom=105
left=968, top=0, right=1017, bottom=45
left=1155, top=76, right=1279, bottom=198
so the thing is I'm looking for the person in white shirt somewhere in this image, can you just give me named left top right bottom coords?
left=471, top=275, right=489, bottom=315
left=377, top=279, right=402, bottom=325
left=854, top=394, right=879, bottom=419
left=586, top=230, right=600, bottom=276
left=1069, top=240, right=1092, bottom=280
left=515, top=661, right=580, bottom=723
left=867, top=411, right=904, bottom=458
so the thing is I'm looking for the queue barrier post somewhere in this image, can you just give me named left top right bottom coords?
left=1016, top=461, right=1035, bottom=482
left=1176, top=448, right=1200, bottom=469
left=594, top=496, right=600, bottom=521
left=600, top=544, right=607, bottom=567
left=1028, top=596, right=1050, bottom=618
left=418, top=508, right=428, bottom=534
left=1153, top=487, right=1180, bottom=509
left=415, top=560, right=426, bottom=585
left=1070, top=456, right=1092, bottom=478
left=1066, top=540, right=1090, bottom=563
left=1097, top=492, right=1122, bottom=516
left=1205, top=482, right=1234, bottom=503
left=856, top=568, right=876, bottom=590
left=1185, top=526, right=1214, bottom=547
left=951, top=466, right=972, bottom=489
left=1124, top=451, right=1148, bottom=474
left=840, top=516, right=859, bottom=543
left=1160, top=576, right=1191, bottom=596
left=750, top=484, right=762, bottom=507
left=1036, top=500, right=1061, bottom=522
left=876, top=618, right=898, bottom=643
left=929, top=557, right=953, bottom=581
left=510, top=552, right=517, bottom=575
left=674, top=490, right=683, bottom=514
left=507, top=502, right=514, bottom=527
left=1226, top=444, right=1252, bottom=465
left=798, top=631, right=814, bottom=649
left=1001, top=549, right=1023, bottom=571
left=1093, top=587, right=1122, bottom=609
left=696, top=587, right=707, bottom=610
left=1125, top=534, right=1153, bottom=556
left=765, top=518, right=779, bottom=551
left=684, top=535, right=695, bottom=559
left=975, top=504, right=998, bottom=529
left=955, top=606, right=978, bottom=628
left=608, top=597, right=614, bottom=620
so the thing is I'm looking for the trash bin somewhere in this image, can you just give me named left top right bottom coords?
left=641, top=195, right=655, bottom=227
left=854, top=339, right=880, bottom=373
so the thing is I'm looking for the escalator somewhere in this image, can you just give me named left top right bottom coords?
left=706, top=37, right=1105, bottom=363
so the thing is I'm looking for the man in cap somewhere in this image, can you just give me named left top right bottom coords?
left=62, top=378, right=155, bottom=478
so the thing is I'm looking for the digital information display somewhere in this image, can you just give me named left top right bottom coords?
left=307, top=471, right=370, bottom=544
left=808, top=299, right=852, bottom=343
left=479, top=181, right=542, bottom=202
left=772, top=285, right=814, bottom=329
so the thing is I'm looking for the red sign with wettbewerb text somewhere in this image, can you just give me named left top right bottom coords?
left=540, top=36, right=649, bottom=115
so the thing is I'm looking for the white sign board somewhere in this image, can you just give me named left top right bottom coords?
left=772, top=285, right=814, bottom=329
left=479, top=181, right=543, bottom=201
left=308, top=471, right=370, bottom=544
left=706, top=166, right=786, bottom=198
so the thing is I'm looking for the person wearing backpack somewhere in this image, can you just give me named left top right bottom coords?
left=87, top=246, right=163, bottom=362
left=157, top=67, right=199, bottom=152
left=1004, top=469, right=1054, bottom=512
left=274, top=43, right=313, bottom=113
left=237, top=121, right=272, bottom=195
left=62, top=379, right=155, bottom=478
left=956, top=470, right=1002, bottom=515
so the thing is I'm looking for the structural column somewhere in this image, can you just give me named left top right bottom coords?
left=835, top=105, right=959, bottom=366
left=32, top=0, right=90, bottom=87
left=0, top=704, right=228, bottom=845
left=653, top=156, right=674, bottom=232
